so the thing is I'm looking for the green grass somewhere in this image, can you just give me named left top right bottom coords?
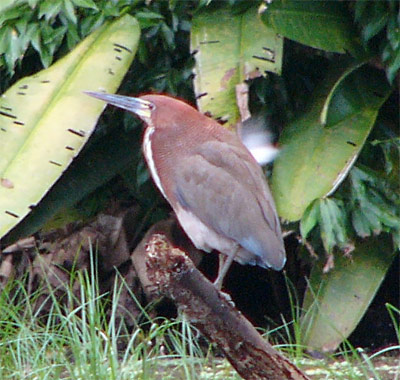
left=0, top=251, right=398, bottom=380
left=0, top=250, right=234, bottom=380
left=0, top=273, right=238, bottom=380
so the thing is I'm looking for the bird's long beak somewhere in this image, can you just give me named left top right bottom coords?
left=84, top=91, right=153, bottom=119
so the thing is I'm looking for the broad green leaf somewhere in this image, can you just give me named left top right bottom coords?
left=319, top=60, right=367, bottom=126
left=301, top=235, right=396, bottom=352
left=191, top=6, right=283, bottom=129
left=3, top=127, right=141, bottom=245
left=0, top=15, right=140, bottom=239
left=271, top=66, right=392, bottom=222
left=260, top=0, right=363, bottom=56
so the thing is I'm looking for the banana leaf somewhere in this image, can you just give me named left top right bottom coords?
left=271, top=66, right=392, bottom=221
left=259, top=0, right=363, bottom=56
left=301, top=235, right=396, bottom=352
left=2, top=126, right=142, bottom=245
left=191, top=6, right=283, bottom=129
left=0, top=15, right=140, bottom=239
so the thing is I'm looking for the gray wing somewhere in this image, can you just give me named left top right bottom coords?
left=173, top=140, right=285, bottom=270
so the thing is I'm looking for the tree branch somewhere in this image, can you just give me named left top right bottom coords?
left=133, top=230, right=310, bottom=380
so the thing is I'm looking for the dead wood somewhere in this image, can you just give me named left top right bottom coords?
left=0, top=210, right=144, bottom=326
left=131, top=218, right=203, bottom=302
left=137, top=232, right=310, bottom=380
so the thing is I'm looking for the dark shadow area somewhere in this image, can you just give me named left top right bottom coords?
left=348, top=256, right=399, bottom=350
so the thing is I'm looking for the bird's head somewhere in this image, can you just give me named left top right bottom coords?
left=85, top=91, right=201, bottom=131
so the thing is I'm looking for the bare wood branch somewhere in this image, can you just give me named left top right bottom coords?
left=131, top=218, right=203, bottom=301
left=135, top=231, right=310, bottom=380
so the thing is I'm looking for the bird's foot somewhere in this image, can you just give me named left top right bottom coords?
left=217, top=288, right=235, bottom=307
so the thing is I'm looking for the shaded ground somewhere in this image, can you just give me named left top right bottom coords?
left=301, top=356, right=400, bottom=380
left=100, top=356, right=399, bottom=380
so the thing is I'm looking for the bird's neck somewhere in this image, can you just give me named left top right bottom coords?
left=143, top=126, right=168, bottom=199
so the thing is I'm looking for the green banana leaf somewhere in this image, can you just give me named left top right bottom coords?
left=0, top=15, right=140, bottom=239
left=191, top=6, right=282, bottom=129
left=271, top=66, right=392, bottom=222
left=2, top=127, right=142, bottom=245
left=259, top=0, right=363, bottom=56
left=300, top=235, right=396, bottom=352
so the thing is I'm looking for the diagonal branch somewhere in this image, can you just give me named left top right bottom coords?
left=133, top=228, right=310, bottom=380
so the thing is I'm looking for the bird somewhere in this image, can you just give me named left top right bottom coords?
left=85, top=91, right=286, bottom=289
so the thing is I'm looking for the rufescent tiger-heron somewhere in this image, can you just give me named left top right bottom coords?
left=85, top=92, right=286, bottom=289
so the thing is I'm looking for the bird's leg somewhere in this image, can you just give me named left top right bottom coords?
left=214, top=248, right=239, bottom=290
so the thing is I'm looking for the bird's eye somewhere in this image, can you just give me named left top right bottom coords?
left=148, top=103, right=156, bottom=111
